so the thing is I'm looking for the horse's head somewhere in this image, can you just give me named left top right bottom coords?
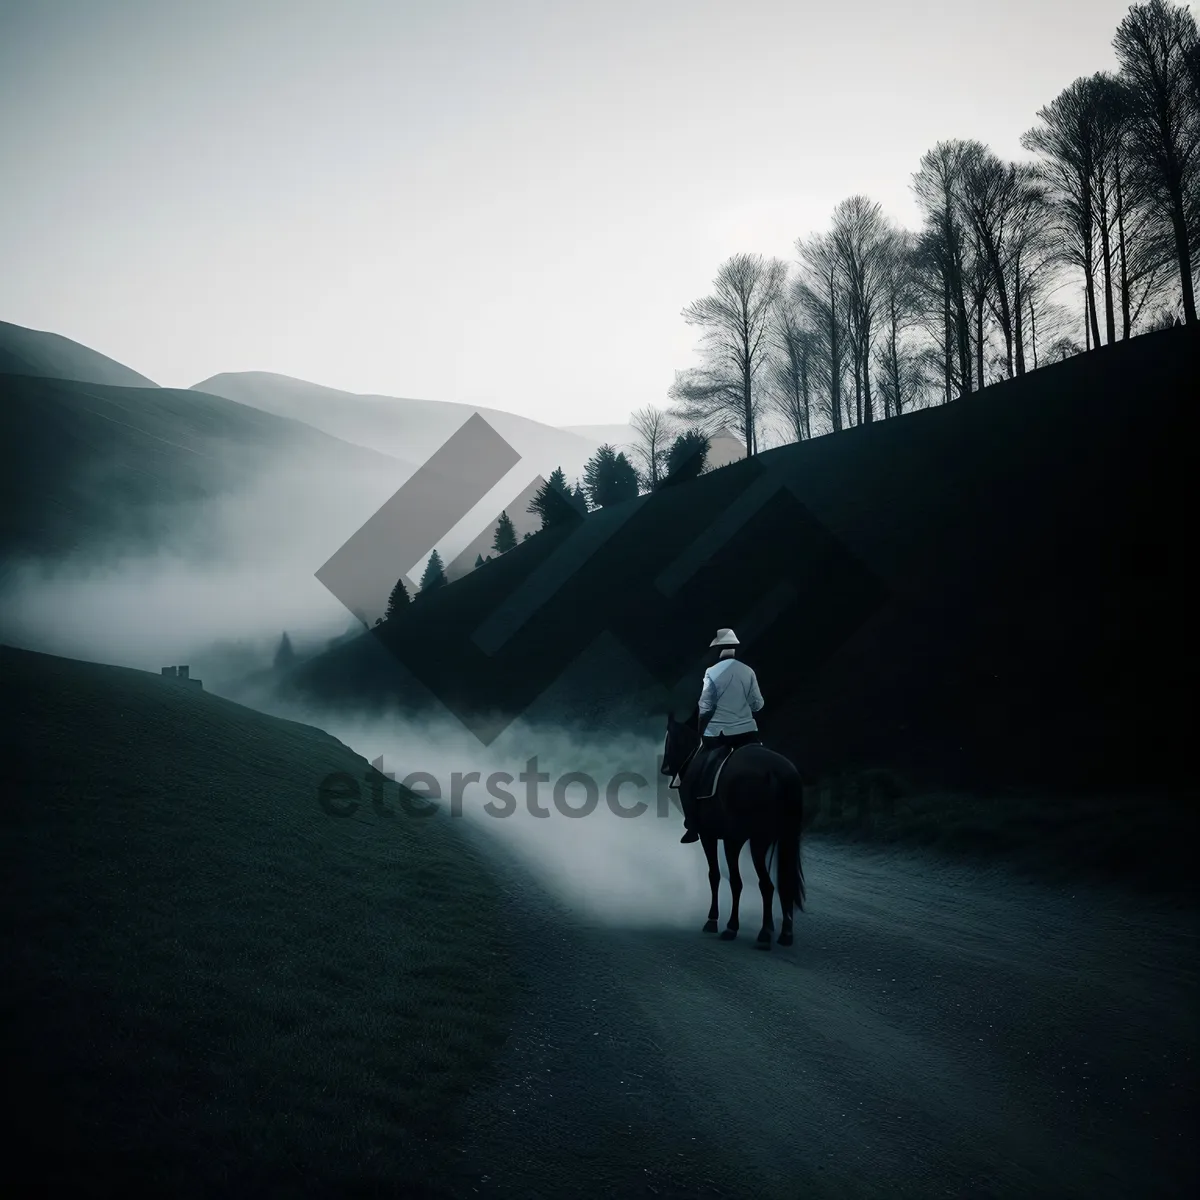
left=661, top=711, right=699, bottom=777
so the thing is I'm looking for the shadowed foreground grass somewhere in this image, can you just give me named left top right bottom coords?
left=1, top=644, right=515, bottom=1197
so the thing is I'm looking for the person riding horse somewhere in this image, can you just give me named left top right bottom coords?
left=679, top=628, right=765, bottom=843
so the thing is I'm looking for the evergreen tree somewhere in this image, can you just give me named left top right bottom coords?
left=417, top=550, right=447, bottom=597
left=584, top=445, right=640, bottom=507
left=528, top=466, right=583, bottom=530
left=385, top=576, right=411, bottom=619
left=274, top=631, right=295, bottom=670
left=610, top=452, right=639, bottom=503
left=474, top=553, right=485, bottom=569
left=659, top=431, right=710, bottom=488
left=523, top=531, right=532, bottom=541
left=492, top=510, right=518, bottom=553
left=571, top=481, right=590, bottom=515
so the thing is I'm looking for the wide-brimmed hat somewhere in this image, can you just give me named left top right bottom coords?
left=709, top=628, right=740, bottom=647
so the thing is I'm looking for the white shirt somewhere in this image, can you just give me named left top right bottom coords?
left=698, top=657, right=764, bottom=737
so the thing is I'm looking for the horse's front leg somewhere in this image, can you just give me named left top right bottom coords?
left=701, top=834, right=721, bottom=933
left=721, top=839, right=745, bottom=940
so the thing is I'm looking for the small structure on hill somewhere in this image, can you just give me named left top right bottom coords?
left=161, top=665, right=202, bottom=690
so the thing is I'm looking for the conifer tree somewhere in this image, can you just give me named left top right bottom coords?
left=417, top=550, right=447, bottom=597
left=385, top=576, right=411, bottom=618
left=493, top=510, right=518, bottom=553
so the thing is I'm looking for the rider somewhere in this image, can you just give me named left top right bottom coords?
left=680, top=628, right=765, bottom=843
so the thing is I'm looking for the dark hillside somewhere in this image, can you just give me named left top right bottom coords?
left=0, top=644, right=513, bottom=1195
left=291, top=326, right=1196, bottom=794
left=0, top=373, right=410, bottom=561
left=0, top=318, right=159, bottom=387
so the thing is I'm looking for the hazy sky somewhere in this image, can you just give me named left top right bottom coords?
left=0, top=0, right=1143, bottom=425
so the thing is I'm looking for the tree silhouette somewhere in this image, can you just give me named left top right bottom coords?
left=1113, top=0, right=1199, bottom=324
left=528, top=467, right=583, bottom=530
left=628, top=405, right=675, bottom=488
left=583, top=445, right=640, bottom=508
left=274, top=631, right=295, bottom=670
left=658, top=430, right=710, bottom=487
left=417, top=550, right=447, bottom=597
left=474, top=553, right=485, bottom=569
left=385, top=576, right=411, bottom=618
left=492, top=510, right=518, bottom=553
left=675, top=254, right=785, bottom=455
left=659, top=3, right=1192, bottom=436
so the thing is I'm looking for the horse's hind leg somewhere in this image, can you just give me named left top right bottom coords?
left=720, top=839, right=745, bottom=940
left=701, top=835, right=721, bottom=933
left=750, top=837, right=775, bottom=947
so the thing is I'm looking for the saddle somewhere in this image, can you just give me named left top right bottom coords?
left=693, top=741, right=737, bottom=800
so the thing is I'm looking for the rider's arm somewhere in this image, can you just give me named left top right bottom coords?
left=748, top=671, right=764, bottom=713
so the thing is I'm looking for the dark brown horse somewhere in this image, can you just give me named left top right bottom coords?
left=661, top=713, right=806, bottom=947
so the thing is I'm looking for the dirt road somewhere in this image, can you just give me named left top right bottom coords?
left=451, top=833, right=1197, bottom=1199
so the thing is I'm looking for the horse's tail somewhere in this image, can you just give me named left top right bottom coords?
left=774, top=768, right=806, bottom=914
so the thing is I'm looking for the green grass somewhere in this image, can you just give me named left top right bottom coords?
left=1, top=644, right=516, bottom=1197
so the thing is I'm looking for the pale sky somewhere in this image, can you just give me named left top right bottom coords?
left=0, top=0, right=1139, bottom=425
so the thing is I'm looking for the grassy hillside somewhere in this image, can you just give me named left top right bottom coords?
left=0, top=318, right=159, bottom=387
left=291, top=326, right=1196, bottom=795
left=0, top=372, right=410, bottom=561
left=0, top=644, right=515, bottom=1196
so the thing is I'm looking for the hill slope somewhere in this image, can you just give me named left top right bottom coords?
left=290, top=326, right=1197, bottom=799
left=0, top=318, right=159, bottom=387
left=0, top=373, right=412, bottom=562
left=192, top=370, right=609, bottom=490
left=0, top=643, right=514, bottom=1196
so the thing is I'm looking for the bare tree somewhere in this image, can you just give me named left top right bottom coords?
left=794, top=231, right=849, bottom=430
left=1114, top=0, right=1200, bottom=323
left=874, top=228, right=927, bottom=415
left=912, top=141, right=975, bottom=398
left=678, top=253, right=787, bottom=456
left=956, top=144, right=1053, bottom=378
left=770, top=280, right=819, bottom=441
left=627, top=404, right=675, bottom=490
left=828, top=196, right=894, bottom=423
left=1022, top=79, right=1109, bottom=349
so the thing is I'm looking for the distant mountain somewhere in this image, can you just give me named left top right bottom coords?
left=191, top=372, right=617, bottom=577
left=0, top=373, right=410, bottom=563
left=0, top=319, right=159, bottom=388
left=192, top=371, right=606, bottom=484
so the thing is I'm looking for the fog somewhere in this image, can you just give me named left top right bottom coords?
left=0, top=420, right=565, bottom=678
left=0, top=432, right=729, bottom=927
left=252, top=691, right=720, bottom=930
left=0, top=442, right=399, bottom=678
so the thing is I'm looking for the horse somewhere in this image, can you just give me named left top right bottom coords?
left=661, top=713, right=806, bottom=947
